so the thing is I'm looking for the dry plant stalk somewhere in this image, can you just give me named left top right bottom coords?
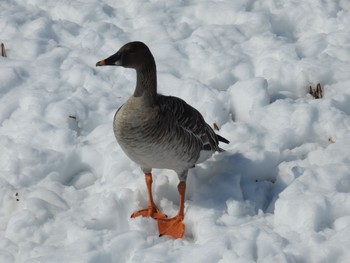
left=309, top=83, right=323, bottom=99
left=213, top=123, right=219, bottom=131
left=1, top=43, right=6, bottom=57
left=328, top=137, right=335, bottom=144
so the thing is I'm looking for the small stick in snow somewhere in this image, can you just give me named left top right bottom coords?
left=1, top=43, right=6, bottom=57
left=316, top=83, right=323, bottom=98
left=309, top=83, right=323, bottom=99
left=213, top=123, right=220, bottom=131
left=328, top=137, right=335, bottom=144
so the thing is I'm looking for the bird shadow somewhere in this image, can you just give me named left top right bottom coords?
left=186, top=152, right=279, bottom=214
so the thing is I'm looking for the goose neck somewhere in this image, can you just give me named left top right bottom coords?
left=134, top=63, right=157, bottom=105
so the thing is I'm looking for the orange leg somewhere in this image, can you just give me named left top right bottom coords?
left=131, top=173, right=167, bottom=219
left=157, top=181, right=186, bottom=239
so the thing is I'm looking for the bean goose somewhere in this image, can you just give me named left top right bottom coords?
left=96, top=41, right=229, bottom=238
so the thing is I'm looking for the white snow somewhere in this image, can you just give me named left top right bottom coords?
left=1, top=0, right=350, bottom=262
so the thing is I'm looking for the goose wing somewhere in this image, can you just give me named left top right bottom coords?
left=157, top=95, right=228, bottom=152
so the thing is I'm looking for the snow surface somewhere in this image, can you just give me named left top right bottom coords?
left=1, top=0, right=350, bottom=262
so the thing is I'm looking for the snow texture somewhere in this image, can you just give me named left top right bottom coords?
left=1, top=0, right=350, bottom=262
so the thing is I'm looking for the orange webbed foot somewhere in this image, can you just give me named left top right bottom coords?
left=131, top=207, right=167, bottom=219
left=157, top=215, right=185, bottom=239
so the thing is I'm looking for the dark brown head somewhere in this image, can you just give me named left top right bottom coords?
left=96, top=41, right=155, bottom=70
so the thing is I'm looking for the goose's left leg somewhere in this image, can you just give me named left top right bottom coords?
left=157, top=174, right=187, bottom=239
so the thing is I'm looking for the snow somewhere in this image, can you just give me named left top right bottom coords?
left=1, top=0, right=350, bottom=262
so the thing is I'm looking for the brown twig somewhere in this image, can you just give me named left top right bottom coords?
left=328, top=137, right=335, bottom=144
left=309, top=83, right=323, bottom=99
left=213, top=123, right=219, bottom=131
left=1, top=43, right=6, bottom=57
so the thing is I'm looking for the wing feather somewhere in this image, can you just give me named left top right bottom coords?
left=157, top=95, right=229, bottom=152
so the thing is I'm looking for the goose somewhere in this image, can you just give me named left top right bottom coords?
left=96, top=41, right=229, bottom=238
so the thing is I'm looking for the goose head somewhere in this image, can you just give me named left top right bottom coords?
left=96, top=41, right=155, bottom=70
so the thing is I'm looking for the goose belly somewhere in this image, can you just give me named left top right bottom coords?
left=116, top=130, right=198, bottom=171
left=113, top=108, right=201, bottom=171
left=119, top=140, right=188, bottom=170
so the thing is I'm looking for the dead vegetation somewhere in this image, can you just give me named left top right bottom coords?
left=309, top=83, right=323, bottom=99
left=1, top=43, right=6, bottom=57
left=328, top=137, right=335, bottom=144
left=213, top=123, right=220, bottom=131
